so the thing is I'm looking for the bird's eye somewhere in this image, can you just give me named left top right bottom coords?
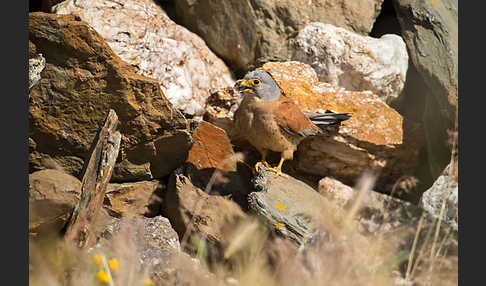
left=251, top=79, right=261, bottom=86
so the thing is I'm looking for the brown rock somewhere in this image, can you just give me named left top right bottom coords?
left=54, top=0, right=234, bottom=116
left=187, top=121, right=236, bottom=172
left=29, top=13, right=190, bottom=180
left=174, top=0, right=384, bottom=74
left=104, top=181, right=164, bottom=219
left=29, top=169, right=81, bottom=234
left=164, top=172, right=246, bottom=258
left=258, top=62, right=422, bottom=196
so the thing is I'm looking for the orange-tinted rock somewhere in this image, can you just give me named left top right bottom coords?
left=261, top=61, right=403, bottom=145
left=259, top=62, right=422, bottom=195
left=187, top=121, right=236, bottom=172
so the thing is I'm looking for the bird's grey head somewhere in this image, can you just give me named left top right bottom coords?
left=236, top=70, right=281, bottom=102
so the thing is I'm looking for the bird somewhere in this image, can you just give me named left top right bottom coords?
left=233, top=69, right=351, bottom=178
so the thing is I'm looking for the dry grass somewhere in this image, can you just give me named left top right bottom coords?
left=29, top=165, right=457, bottom=286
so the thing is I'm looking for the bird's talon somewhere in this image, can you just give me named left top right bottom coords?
left=264, top=167, right=289, bottom=179
left=254, top=161, right=264, bottom=172
left=255, top=161, right=272, bottom=172
left=273, top=171, right=289, bottom=180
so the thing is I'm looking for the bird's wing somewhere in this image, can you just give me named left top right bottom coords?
left=303, top=110, right=352, bottom=126
left=271, top=97, right=322, bottom=137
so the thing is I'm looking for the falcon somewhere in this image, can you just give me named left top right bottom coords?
left=233, top=70, right=351, bottom=177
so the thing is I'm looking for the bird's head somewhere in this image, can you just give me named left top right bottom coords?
left=235, top=70, right=281, bottom=102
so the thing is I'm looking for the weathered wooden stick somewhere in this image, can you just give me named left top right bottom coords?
left=64, top=109, right=121, bottom=248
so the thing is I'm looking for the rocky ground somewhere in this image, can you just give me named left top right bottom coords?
left=29, top=0, right=458, bottom=285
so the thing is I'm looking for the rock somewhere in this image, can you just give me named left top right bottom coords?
left=29, top=50, right=45, bottom=91
left=126, top=130, right=193, bottom=180
left=104, top=181, right=165, bottom=219
left=29, top=169, right=81, bottom=234
left=38, top=0, right=64, bottom=12
left=318, top=176, right=425, bottom=235
left=419, top=161, right=458, bottom=231
left=292, top=22, right=408, bottom=103
left=174, top=0, right=384, bottom=74
left=29, top=12, right=190, bottom=180
left=203, top=87, right=243, bottom=136
left=100, top=216, right=181, bottom=258
left=393, top=0, right=458, bottom=178
left=248, top=166, right=336, bottom=245
left=259, top=62, right=423, bottom=197
left=53, top=0, right=234, bottom=116
left=164, top=171, right=247, bottom=259
left=187, top=121, right=236, bottom=172
left=317, top=174, right=457, bottom=281
left=97, top=216, right=219, bottom=285
left=317, top=177, right=356, bottom=208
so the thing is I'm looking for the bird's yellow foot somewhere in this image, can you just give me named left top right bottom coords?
left=265, top=166, right=289, bottom=179
left=254, top=161, right=271, bottom=172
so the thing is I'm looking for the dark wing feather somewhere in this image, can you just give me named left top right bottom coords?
left=303, top=110, right=351, bottom=126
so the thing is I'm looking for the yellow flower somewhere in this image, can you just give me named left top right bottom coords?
left=93, top=253, right=103, bottom=266
left=143, top=278, right=155, bottom=285
left=96, top=270, right=110, bottom=284
left=108, top=258, right=119, bottom=272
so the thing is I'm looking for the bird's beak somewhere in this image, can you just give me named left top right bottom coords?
left=235, top=79, right=253, bottom=93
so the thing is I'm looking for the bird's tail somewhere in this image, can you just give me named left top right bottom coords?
left=304, top=110, right=352, bottom=126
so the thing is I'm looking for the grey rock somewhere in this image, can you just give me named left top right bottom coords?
left=419, top=162, right=458, bottom=231
left=292, top=23, right=408, bottom=103
left=393, top=0, right=458, bottom=179
left=174, top=0, right=384, bottom=74
left=29, top=53, right=45, bottom=91
left=248, top=166, right=332, bottom=245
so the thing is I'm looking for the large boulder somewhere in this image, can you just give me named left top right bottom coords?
left=53, top=0, right=234, bottom=116
left=259, top=62, right=423, bottom=198
left=29, top=12, right=191, bottom=181
left=393, top=0, right=458, bottom=179
left=174, top=0, right=384, bottom=74
left=97, top=216, right=220, bottom=285
left=29, top=169, right=81, bottom=235
left=248, top=166, right=336, bottom=245
left=292, top=22, right=409, bottom=103
left=163, top=171, right=247, bottom=260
